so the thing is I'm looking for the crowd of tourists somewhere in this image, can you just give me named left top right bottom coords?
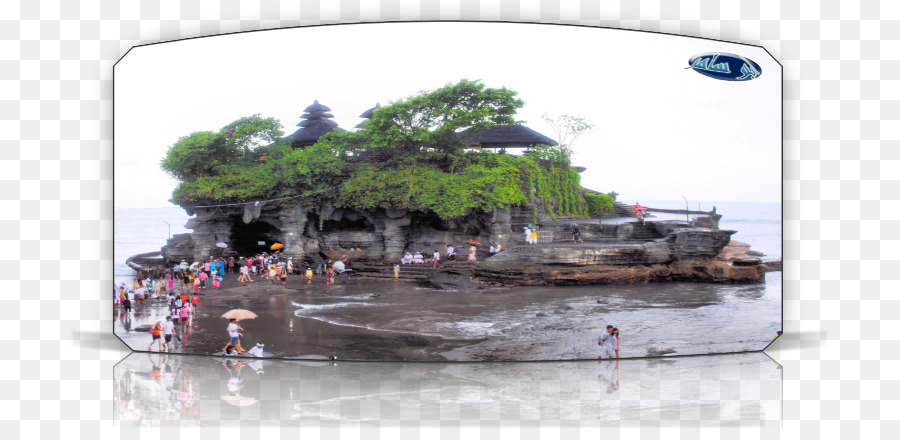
left=398, top=243, right=504, bottom=266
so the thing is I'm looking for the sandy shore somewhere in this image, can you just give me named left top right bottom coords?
left=114, top=270, right=483, bottom=361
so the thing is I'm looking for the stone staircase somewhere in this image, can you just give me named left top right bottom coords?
left=604, top=201, right=639, bottom=219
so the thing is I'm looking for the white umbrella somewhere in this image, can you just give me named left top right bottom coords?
left=216, top=242, right=228, bottom=248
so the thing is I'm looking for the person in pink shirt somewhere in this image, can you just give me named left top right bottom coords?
left=179, top=302, right=191, bottom=325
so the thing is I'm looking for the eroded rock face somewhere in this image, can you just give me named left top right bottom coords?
left=470, top=231, right=765, bottom=285
left=159, top=202, right=763, bottom=286
left=162, top=204, right=525, bottom=263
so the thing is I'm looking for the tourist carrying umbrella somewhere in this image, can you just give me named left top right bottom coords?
left=571, top=223, right=583, bottom=244
left=467, top=242, right=478, bottom=262
left=221, top=309, right=257, bottom=354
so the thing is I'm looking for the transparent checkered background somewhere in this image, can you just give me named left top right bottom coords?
left=1, top=0, right=896, bottom=438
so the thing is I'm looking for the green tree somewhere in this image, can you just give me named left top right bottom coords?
left=160, top=115, right=283, bottom=182
left=356, top=79, right=524, bottom=154
left=160, top=131, right=236, bottom=182
left=219, top=114, right=284, bottom=159
left=585, top=193, right=614, bottom=217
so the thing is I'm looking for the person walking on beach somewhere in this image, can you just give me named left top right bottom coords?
left=468, top=245, right=477, bottom=262
left=147, top=321, right=163, bottom=351
left=611, top=327, right=621, bottom=358
left=179, top=302, right=191, bottom=326
left=161, top=316, right=176, bottom=352
left=169, top=299, right=178, bottom=319
left=433, top=250, right=440, bottom=268
left=222, top=319, right=246, bottom=354
left=238, top=262, right=252, bottom=283
left=268, top=265, right=277, bottom=284
left=325, top=267, right=335, bottom=285
left=280, top=265, right=288, bottom=286
left=598, top=325, right=614, bottom=359
left=393, top=264, right=400, bottom=280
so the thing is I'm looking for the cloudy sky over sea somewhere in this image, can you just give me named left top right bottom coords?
left=115, top=22, right=780, bottom=209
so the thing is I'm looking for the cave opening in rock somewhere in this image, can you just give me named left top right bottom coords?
left=229, top=218, right=283, bottom=257
left=321, top=217, right=371, bottom=233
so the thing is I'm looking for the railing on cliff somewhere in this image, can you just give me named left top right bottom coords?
left=534, top=231, right=553, bottom=244
left=643, top=206, right=717, bottom=216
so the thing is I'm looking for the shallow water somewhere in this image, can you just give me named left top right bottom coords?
left=290, top=272, right=781, bottom=360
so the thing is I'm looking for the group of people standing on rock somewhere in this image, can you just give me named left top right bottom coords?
left=236, top=253, right=344, bottom=286
left=398, top=243, right=505, bottom=267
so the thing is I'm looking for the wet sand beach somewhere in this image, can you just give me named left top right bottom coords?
left=114, top=271, right=482, bottom=361
left=114, top=268, right=780, bottom=361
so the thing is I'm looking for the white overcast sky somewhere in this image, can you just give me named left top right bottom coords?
left=114, top=22, right=781, bottom=209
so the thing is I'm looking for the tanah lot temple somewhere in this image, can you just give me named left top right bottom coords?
left=128, top=100, right=775, bottom=287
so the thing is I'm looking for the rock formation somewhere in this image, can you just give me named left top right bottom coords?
left=469, top=229, right=766, bottom=286
left=157, top=201, right=766, bottom=286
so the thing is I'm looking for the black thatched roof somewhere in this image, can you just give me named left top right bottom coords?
left=458, top=124, right=557, bottom=149
left=359, top=103, right=381, bottom=119
left=303, top=100, right=332, bottom=113
left=291, top=100, right=344, bottom=148
left=300, top=112, right=335, bottom=120
left=290, top=120, right=344, bottom=147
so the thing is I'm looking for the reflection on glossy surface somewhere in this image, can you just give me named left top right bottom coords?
left=114, top=352, right=780, bottom=424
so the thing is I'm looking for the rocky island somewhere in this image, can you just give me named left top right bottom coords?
left=132, top=80, right=769, bottom=286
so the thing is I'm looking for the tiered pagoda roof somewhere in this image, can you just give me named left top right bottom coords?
left=290, top=100, right=345, bottom=148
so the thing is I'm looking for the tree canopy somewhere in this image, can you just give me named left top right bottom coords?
left=163, top=80, right=609, bottom=222
left=160, top=114, right=283, bottom=181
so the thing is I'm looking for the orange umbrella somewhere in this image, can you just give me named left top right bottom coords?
left=270, top=243, right=283, bottom=250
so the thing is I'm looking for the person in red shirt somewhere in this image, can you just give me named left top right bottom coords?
left=190, top=294, right=199, bottom=314
left=147, top=321, right=163, bottom=351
